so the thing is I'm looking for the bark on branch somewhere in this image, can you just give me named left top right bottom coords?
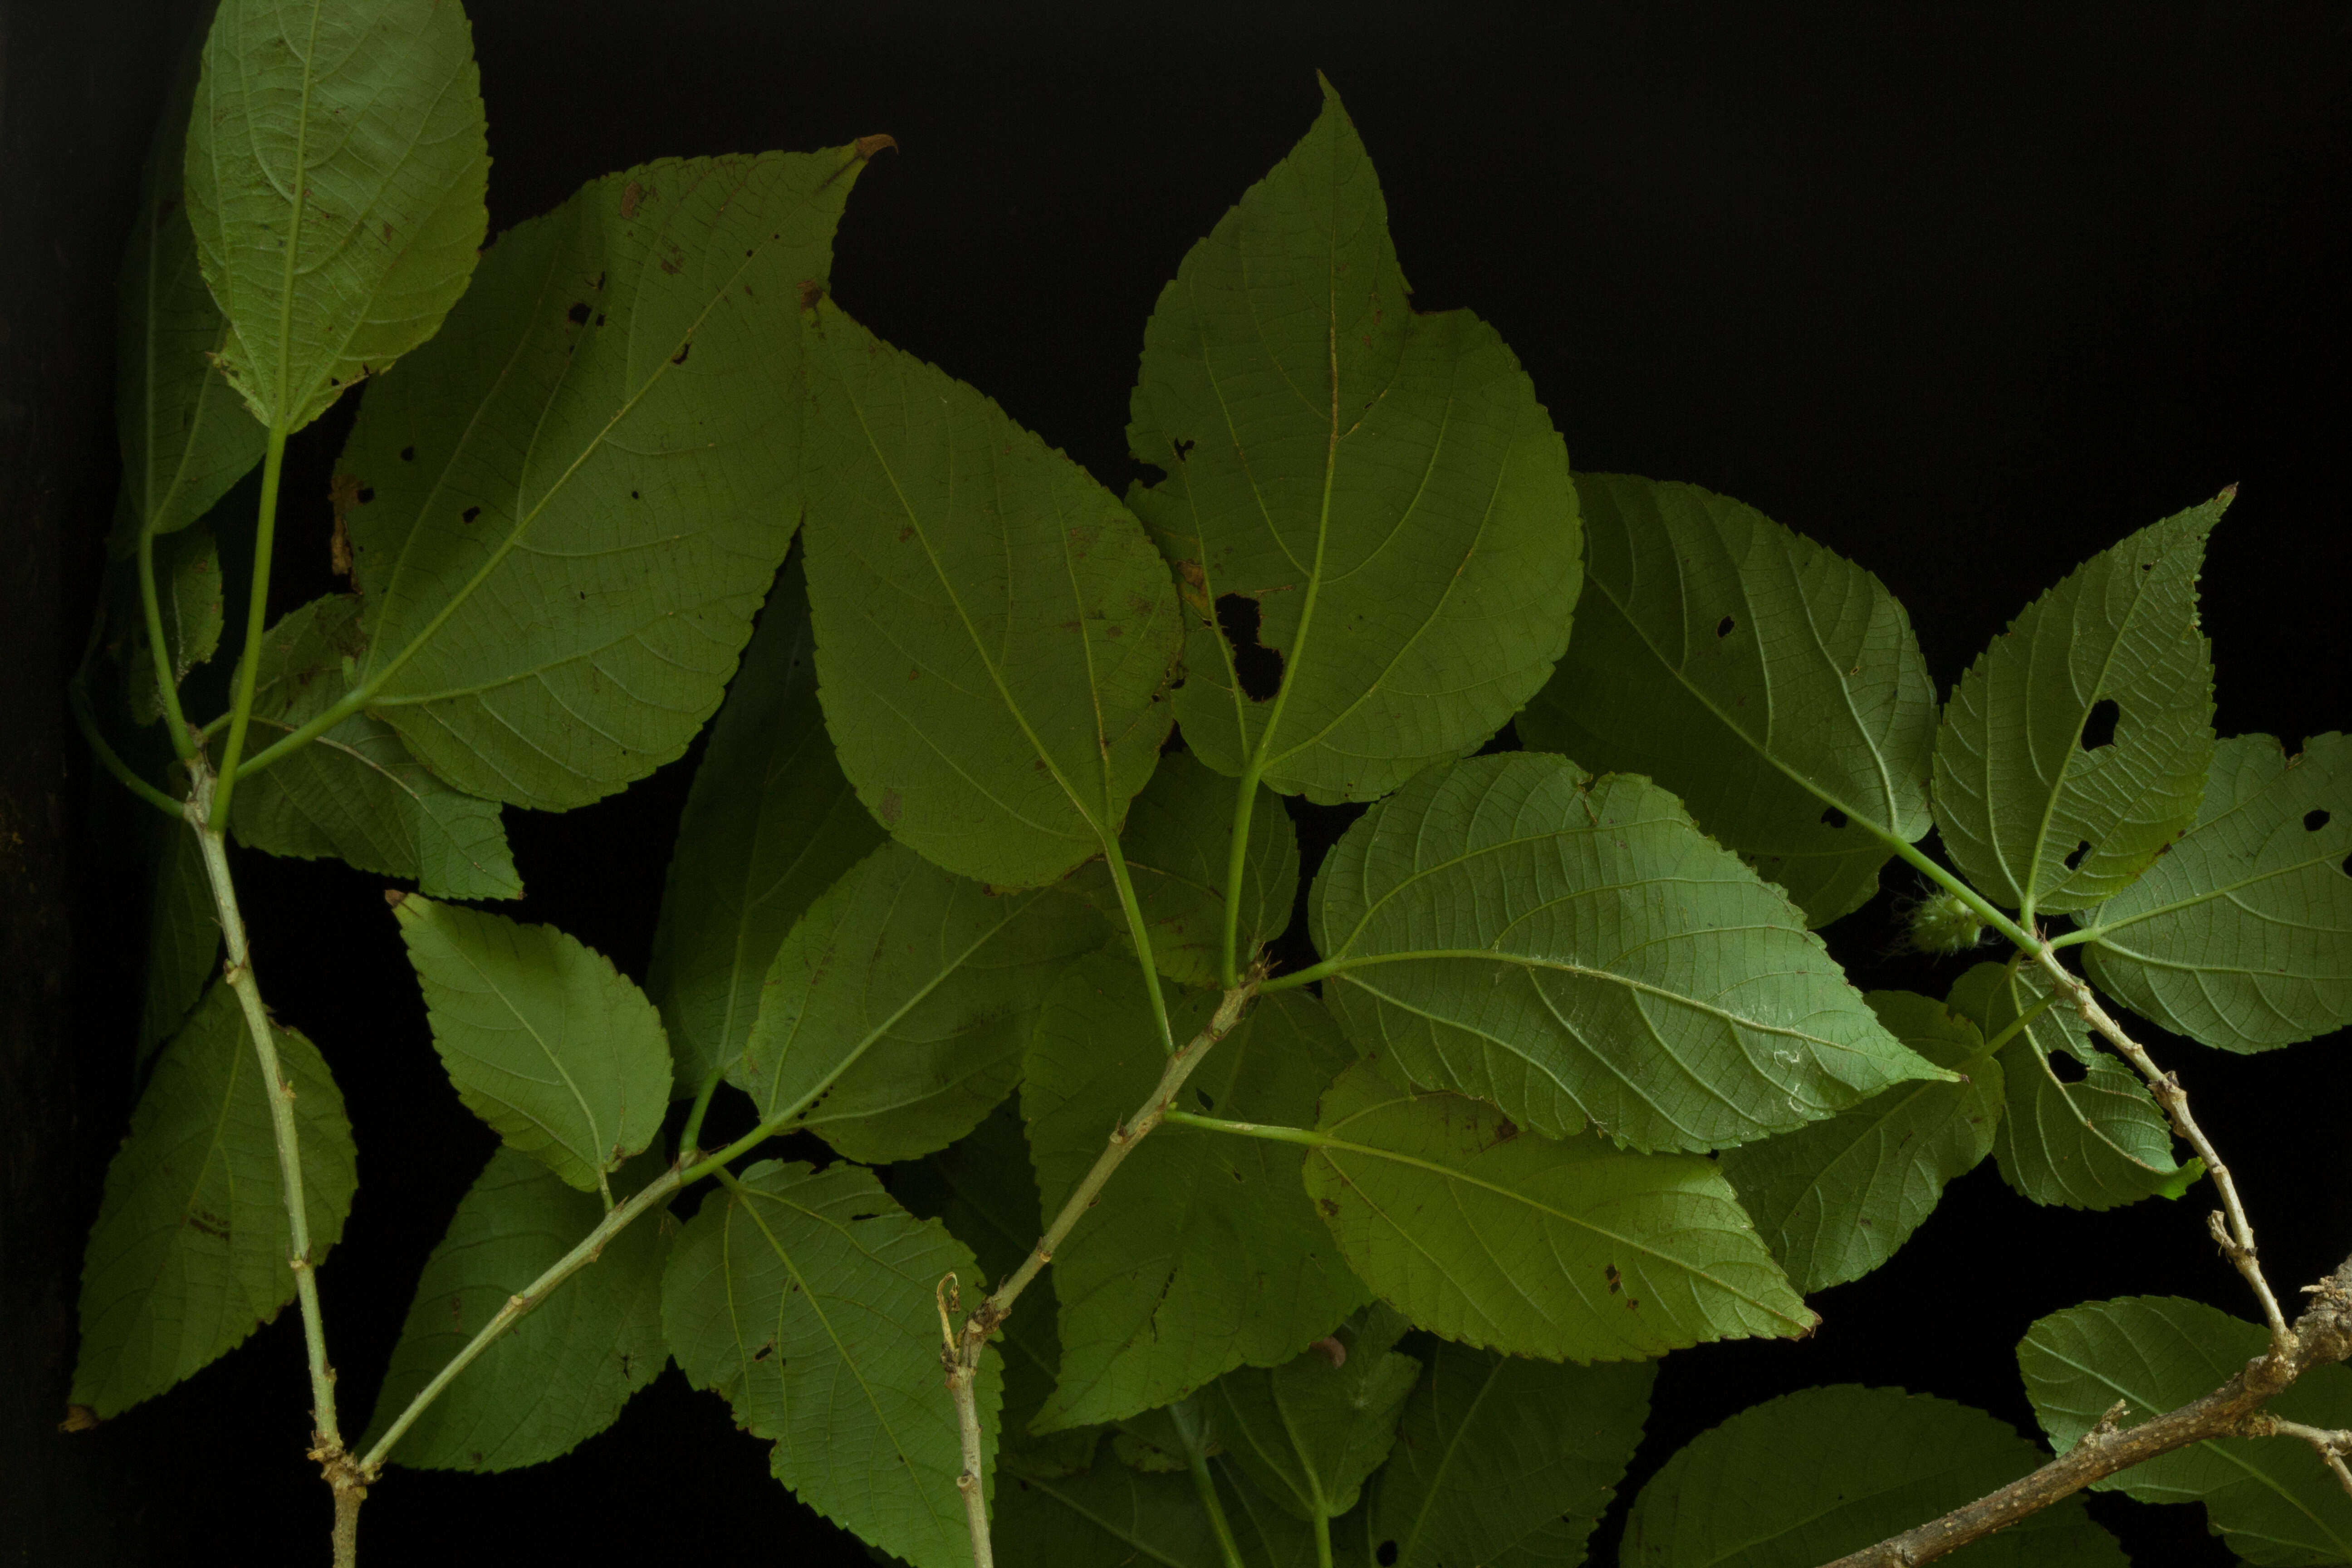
left=1819, top=1254, right=2352, bottom=1568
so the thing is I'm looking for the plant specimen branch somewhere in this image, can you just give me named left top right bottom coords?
left=1818, top=1254, right=2352, bottom=1568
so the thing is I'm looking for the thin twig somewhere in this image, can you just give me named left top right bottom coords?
left=358, top=1165, right=686, bottom=1475
left=185, top=762, right=368, bottom=1555
left=1817, top=1255, right=2352, bottom=1568
left=2030, top=948, right=2292, bottom=1348
left=938, top=972, right=1262, bottom=1568
left=2241, top=1414, right=2352, bottom=1498
left=936, top=1275, right=995, bottom=1568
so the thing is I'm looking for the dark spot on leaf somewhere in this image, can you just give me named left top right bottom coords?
left=1716, top=614, right=1736, bottom=638
left=1172, top=437, right=1196, bottom=462
left=1215, top=593, right=1284, bottom=701
left=1604, top=1264, right=1621, bottom=1294
left=621, top=181, right=644, bottom=219
left=2063, top=839, right=2091, bottom=872
left=880, top=788, right=903, bottom=825
left=1626, top=1297, right=1640, bottom=1310
left=1820, top=806, right=1849, bottom=830
left=2050, top=1051, right=2087, bottom=1083
left=619, top=1352, right=632, bottom=1378
left=399, top=445, right=416, bottom=462
left=797, top=279, right=825, bottom=311
left=184, top=1208, right=230, bottom=1240
left=461, top=506, right=480, bottom=524
left=630, top=491, right=641, bottom=500
left=1377, top=1541, right=1399, bottom=1566
left=567, top=302, right=589, bottom=326
left=1318, top=1197, right=1340, bottom=1218
left=1492, top=1116, right=1519, bottom=1143
left=2305, top=809, right=2330, bottom=833
left=2081, top=699, right=2120, bottom=750
left=897, top=526, right=915, bottom=543
left=468, top=1451, right=483, bottom=1467
left=671, top=341, right=691, bottom=366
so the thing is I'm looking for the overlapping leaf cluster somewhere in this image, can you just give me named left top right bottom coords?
left=78, top=8, right=2352, bottom=1568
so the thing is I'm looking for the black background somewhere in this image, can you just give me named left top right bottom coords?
left=5, top=3, right=2349, bottom=1564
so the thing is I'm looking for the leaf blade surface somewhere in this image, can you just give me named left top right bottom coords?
left=1308, top=752, right=1941, bottom=1153
left=1128, top=78, right=1581, bottom=804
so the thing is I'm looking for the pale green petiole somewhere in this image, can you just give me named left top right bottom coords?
left=206, top=424, right=289, bottom=828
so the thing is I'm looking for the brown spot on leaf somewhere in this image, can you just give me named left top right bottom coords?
left=461, top=506, right=480, bottom=524
left=1604, top=1264, right=1622, bottom=1294
left=855, top=132, right=899, bottom=161
left=381, top=220, right=393, bottom=244
left=567, top=302, right=590, bottom=326
left=1310, top=1336, right=1347, bottom=1368
left=671, top=340, right=691, bottom=364
left=1491, top=1115, right=1519, bottom=1144
left=879, top=788, right=904, bottom=825
left=620, top=181, right=645, bottom=219
left=1318, top=1197, right=1340, bottom=1218
left=797, top=279, right=825, bottom=311
left=184, top=1208, right=230, bottom=1241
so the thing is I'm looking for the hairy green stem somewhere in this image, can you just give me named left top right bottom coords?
left=359, top=1164, right=687, bottom=1474
left=185, top=764, right=342, bottom=1455
left=208, top=424, right=288, bottom=826
left=1171, top=1397, right=1248, bottom=1568
left=1098, top=831, right=1177, bottom=1055
left=69, top=678, right=184, bottom=817
left=136, top=523, right=198, bottom=762
left=1217, top=768, right=1264, bottom=990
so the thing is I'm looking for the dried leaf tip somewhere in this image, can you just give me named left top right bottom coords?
left=854, top=133, right=898, bottom=161
left=383, top=889, right=407, bottom=909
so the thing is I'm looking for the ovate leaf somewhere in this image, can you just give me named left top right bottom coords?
left=893, top=1104, right=1098, bottom=1480
left=1620, top=1385, right=2124, bottom=1567
left=647, top=554, right=884, bottom=1098
left=137, top=825, right=219, bottom=1063
left=343, top=145, right=886, bottom=808
left=1308, top=752, right=1943, bottom=1153
left=392, top=898, right=671, bottom=1192
left=109, top=15, right=264, bottom=554
left=733, top=841, right=1104, bottom=1162
left=1128, top=77, right=1580, bottom=805
left=1304, top=1061, right=1814, bottom=1360
left=1518, top=475, right=1937, bottom=926
left=1369, top=1343, right=1653, bottom=1568
left=1951, top=963, right=2197, bottom=1211
left=662, top=1158, right=999, bottom=1568
left=72, top=981, right=356, bottom=1415
left=363, top=1148, right=669, bottom=1471
left=186, top=0, right=490, bottom=431
left=2020, top=1295, right=2352, bottom=1564
left=2077, top=733, right=2352, bottom=1054
left=231, top=595, right=520, bottom=900
left=1931, top=496, right=2225, bottom=916
left=1073, top=750, right=1300, bottom=988
left=1208, top=1305, right=1421, bottom=1523
left=801, top=301, right=1182, bottom=888
left=122, top=524, right=225, bottom=725
left=1720, top=990, right=2001, bottom=1293
left=1024, top=958, right=1365, bottom=1430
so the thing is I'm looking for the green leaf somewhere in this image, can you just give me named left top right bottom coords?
left=137, top=825, right=219, bottom=1063
left=734, top=841, right=1104, bottom=1163
left=647, top=554, right=885, bottom=1098
left=122, top=524, right=226, bottom=725
left=1127, top=77, right=1581, bottom=806
left=230, top=595, right=520, bottom=900
left=2077, top=733, right=2352, bottom=1054
left=1517, top=475, right=1937, bottom=926
left=108, top=10, right=265, bottom=555
left=1303, top=1060, right=1814, bottom=1360
left=1719, top=990, right=2002, bottom=1293
left=1931, top=495, right=2225, bottom=916
left=1024, top=957, right=1365, bottom=1430
left=186, top=0, right=490, bottom=432
left=343, top=145, right=885, bottom=809
left=363, top=1148, right=669, bottom=1471
left=662, top=1158, right=999, bottom=1568
left=993, top=1464, right=1229, bottom=1568
left=1369, top=1342, right=1653, bottom=1568
left=1949, top=962, right=2197, bottom=1211
left=2020, top=1295, right=2352, bottom=1564
left=1072, top=750, right=1299, bottom=988
left=1621, top=1385, right=2125, bottom=1566
left=1207, top=1305, right=1421, bottom=1523
left=1307, top=752, right=1944, bottom=1153
left=800, top=300, right=1182, bottom=889
left=893, top=1103, right=1099, bottom=1480
left=71, top=980, right=356, bottom=1416
left=392, top=898, right=671, bottom=1192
